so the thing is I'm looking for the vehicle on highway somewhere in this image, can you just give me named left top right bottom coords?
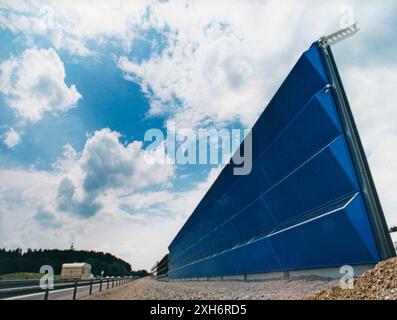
left=60, top=263, right=91, bottom=281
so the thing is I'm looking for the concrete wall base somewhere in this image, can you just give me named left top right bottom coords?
left=246, top=271, right=286, bottom=281
left=168, top=264, right=375, bottom=282
left=208, top=276, right=223, bottom=281
left=287, top=264, right=374, bottom=280
left=222, top=275, right=246, bottom=281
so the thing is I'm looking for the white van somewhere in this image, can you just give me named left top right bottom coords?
left=60, top=263, right=91, bottom=281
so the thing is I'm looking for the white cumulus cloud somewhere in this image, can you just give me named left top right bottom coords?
left=0, top=0, right=150, bottom=56
left=117, top=0, right=344, bottom=129
left=56, top=128, right=175, bottom=218
left=0, top=47, right=81, bottom=122
left=3, top=128, right=21, bottom=148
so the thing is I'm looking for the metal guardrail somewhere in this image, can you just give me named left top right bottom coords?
left=0, top=276, right=138, bottom=300
left=152, top=254, right=168, bottom=280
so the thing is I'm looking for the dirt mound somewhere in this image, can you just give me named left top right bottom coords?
left=309, top=257, right=397, bottom=300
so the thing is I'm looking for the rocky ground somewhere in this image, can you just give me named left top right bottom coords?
left=309, top=257, right=397, bottom=300
left=83, top=276, right=335, bottom=300
left=83, top=258, right=396, bottom=300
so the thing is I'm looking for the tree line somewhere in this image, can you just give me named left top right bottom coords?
left=0, top=248, right=147, bottom=277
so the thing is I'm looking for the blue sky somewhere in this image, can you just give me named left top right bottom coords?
left=0, top=0, right=396, bottom=269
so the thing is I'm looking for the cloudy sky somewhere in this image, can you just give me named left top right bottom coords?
left=0, top=0, right=396, bottom=270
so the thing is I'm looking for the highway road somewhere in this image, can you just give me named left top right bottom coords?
left=5, top=282, right=104, bottom=300
left=1, top=277, right=133, bottom=300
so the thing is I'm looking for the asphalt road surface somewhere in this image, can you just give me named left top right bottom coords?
left=5, top=282, right=109, bottom=300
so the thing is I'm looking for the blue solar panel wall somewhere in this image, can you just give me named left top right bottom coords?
left=167, top=41, right=394, bottom=279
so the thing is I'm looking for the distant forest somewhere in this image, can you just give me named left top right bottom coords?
left=0, top=248, right=148, bottom=277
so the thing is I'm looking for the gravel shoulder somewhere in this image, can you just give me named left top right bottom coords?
left=83, top=276, right=334, bottom=300
left=83, top=258, right=397, bottom=300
